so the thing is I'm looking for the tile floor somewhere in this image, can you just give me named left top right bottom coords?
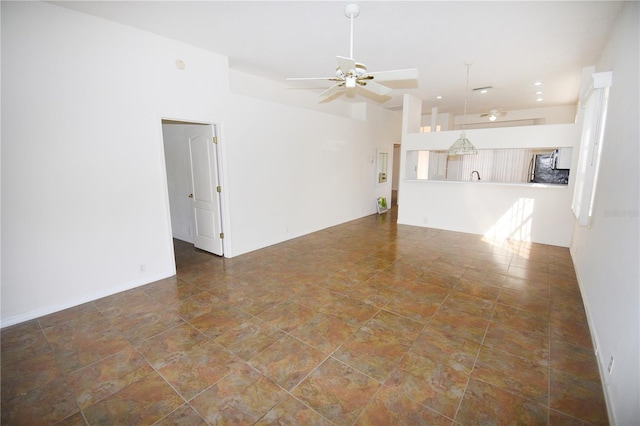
left=1, top=207, right=609, bottom=425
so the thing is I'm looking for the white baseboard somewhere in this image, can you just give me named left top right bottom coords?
left=1, top=271, right=174, bottom=329
left=569, top=246, right=615, bottom=425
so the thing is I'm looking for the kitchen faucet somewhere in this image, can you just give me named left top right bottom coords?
left=471, top=170, right=481, bottom=181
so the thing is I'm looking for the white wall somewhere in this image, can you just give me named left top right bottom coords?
left=1, top=1, right=232, bottom=325
left=400, top=181, right=575, bottom=246
left=421, top=105, right=577, bottom=132
left=222, top=91, right=399, bottom=256
left=420, top=112, right=453, bottom=131
left=1, top=1, right=401, bottom=326
left=222, top=69, right=400, bottom=257
left=398, top=109, right=580, bottom=246
left=457, top=105, right=577, bottom=128
left=569, top=3, right=639, bottom=423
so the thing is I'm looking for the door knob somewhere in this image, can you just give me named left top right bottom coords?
left=188, top=193, right=193, bottom=198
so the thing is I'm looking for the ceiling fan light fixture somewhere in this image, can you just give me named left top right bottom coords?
left=482, top=108, right=506, bottom=121
left=448, top=63, right=478, bottom=156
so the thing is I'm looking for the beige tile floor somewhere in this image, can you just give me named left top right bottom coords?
left=1, top=207, right=609, bottom=425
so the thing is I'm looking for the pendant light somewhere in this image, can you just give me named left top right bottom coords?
left=448, top=63, right=478, bottom=155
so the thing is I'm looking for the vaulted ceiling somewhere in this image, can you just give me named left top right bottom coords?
left=51, top=1, right=624, bottom=115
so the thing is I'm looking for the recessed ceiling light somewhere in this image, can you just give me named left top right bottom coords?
left=537, top=97, right=544, bottom=102
left=436, top=95, right=443, bottom=100
left=536, top=91, right=543, bottom=95
left=534, top=81, right=543, bottom=86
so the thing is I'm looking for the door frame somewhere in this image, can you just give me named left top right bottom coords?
left=159, top=118, right=229, bottom=261
left=392, top=143, right=400, bottom=206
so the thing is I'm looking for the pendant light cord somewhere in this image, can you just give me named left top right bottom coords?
left=462, top=63, right=470, bottom=131
left=448, top=63, right=477, bottom=155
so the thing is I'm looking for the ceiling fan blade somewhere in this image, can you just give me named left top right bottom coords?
left=336, top=56, right=356, bottom=73
left=359, top=80, right=392, bottom=96
left=287, top=77, right=343, bottom=81
left=368, top=68, right=419, bottom=82
left=480, top=113, right=490, bottom=117
left=319, top=82, right=345, bottom=97
left=319, top=90, right=345, bottom=103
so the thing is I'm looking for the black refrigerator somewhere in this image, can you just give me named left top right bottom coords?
left=529, top=150, right=570, bottom=184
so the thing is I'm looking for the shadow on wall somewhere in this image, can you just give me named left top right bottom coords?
left=482, top=197, right=535, bottom=244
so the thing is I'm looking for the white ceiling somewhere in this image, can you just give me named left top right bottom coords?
left=51, top=1, right=623, bottom=115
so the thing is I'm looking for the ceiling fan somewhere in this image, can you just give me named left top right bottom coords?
left=286, top=4, right=419, bottom=101
left=481, top=108, right=507, bottom=121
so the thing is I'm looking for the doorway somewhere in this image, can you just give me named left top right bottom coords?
left=392, top=143, right=401, bottom=206
left=162, top=120, right=224, bottom=256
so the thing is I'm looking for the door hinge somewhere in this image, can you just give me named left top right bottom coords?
left=216, top=186, right=221, bottom=193
left=212, top=136, right=218, bottom=144
left=219, top=232, right=224, bottom=239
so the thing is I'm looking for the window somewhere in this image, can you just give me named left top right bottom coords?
left=571, top=71, right=612, bottom=227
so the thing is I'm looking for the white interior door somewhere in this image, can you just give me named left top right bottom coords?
left=187, top=124, right=223, bottom=255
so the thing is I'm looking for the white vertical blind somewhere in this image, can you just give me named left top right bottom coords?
left=455, top=149, right=532, bottom=182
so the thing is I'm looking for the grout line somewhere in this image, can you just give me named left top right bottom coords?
left=451, top=286, right=498, bottom=424
left=35, top=317, right=92, bottom=426
left=547, top=276, right=552, bottom=425
left=5, top=221, right=600, bottom=425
